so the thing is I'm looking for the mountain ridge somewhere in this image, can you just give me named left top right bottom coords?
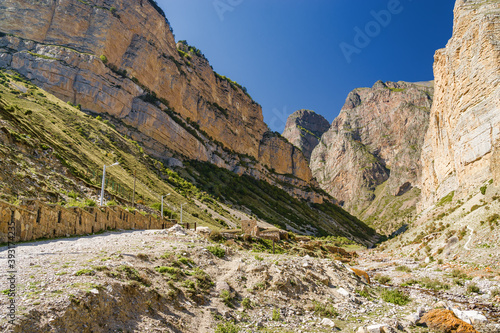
left=0, top=0, right=328, bottom=204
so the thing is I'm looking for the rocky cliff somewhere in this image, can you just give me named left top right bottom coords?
left=282, top=109, right=330, bottom=161
left=419, top=0, right=500, bottom=209
left=311, top=81, right=434, bottom=233
left=0, top=0, right=322, bottom=201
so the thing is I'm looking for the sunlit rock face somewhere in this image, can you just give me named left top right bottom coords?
left=419, top=0, right=500, bottom=209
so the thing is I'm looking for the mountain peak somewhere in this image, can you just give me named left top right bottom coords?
left=282, top=109, right=330, bottom=161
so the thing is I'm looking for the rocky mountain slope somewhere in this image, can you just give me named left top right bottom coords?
left=282, top=109, right=330, bottom=161
left=310, top=81, right=434, bottom=233
left=0, top=69, right=377, bottom=243
left=419, top=0, right=500, bottom=210
left=0, top=0, right=324, bottom=203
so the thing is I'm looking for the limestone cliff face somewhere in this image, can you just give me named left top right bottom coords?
left=419, top=0, right=500, bottom=209
left=258, top=132, right=313, bottom=182
left=0, top=0, right=319, bottom=200
left=282, top=109, right=330, bottom=161
left=311, top=81, right=433, bottom=232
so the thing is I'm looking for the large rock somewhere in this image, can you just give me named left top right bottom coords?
left=418, top=309, right=479, bottom=333
left=310, top=81, right=433, bottom=233
left=419, top=0, right=500, bottom=209
left=0, top=0, right=319, bottom=200
left=282, top=109, right=330, bottom=161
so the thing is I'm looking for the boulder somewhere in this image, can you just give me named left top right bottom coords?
left=320, top=318, right=335, bottom=328
left=419, top=309, right=479, bottom=333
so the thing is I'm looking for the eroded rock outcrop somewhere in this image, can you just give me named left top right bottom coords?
left=311, top=81, right=433, bottom=232
left=282, top=109, right=330, bottom=161
left=0, top=0, right=320, bottom=200
left=419, top=0, right=500, bottom=209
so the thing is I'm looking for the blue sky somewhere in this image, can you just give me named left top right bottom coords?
left=158, top=0, right=456, bottom=132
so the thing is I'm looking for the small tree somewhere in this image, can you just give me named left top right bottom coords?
left=100, top=55, right=108, bottom=64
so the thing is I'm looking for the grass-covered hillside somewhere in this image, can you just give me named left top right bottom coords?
left=0, top=69, right=377, bottom=245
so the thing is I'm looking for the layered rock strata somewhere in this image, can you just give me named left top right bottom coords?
left=419, top=0, right=500, bottom=209
left=311, top=81, right=434, bottom=231
left=0, top=0, right=322, bottom=201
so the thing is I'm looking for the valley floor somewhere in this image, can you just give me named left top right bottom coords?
left=0, top=229, right=499, bottom=332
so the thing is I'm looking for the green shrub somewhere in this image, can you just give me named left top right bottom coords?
left=420, top=277, right=450, bottom=291
left=381, top=289, right=411, bottom=305
left=156, top=266, right=178, bottom=274
left=400, top=279, right=419, bottom=287
left=241, top=297, right=252, bottom=309
left=118, top=266, right=150, bottom=286
left=375, top=275, right=391, bottom=284
left=467, top=283, right=480, bottom=294
left=470, top=204, right=481, bottom=212
left=253, top=282, right=266, bottom=291
left=84, top=199, right=96, bottom=207
left=75, top=268, right=94, bottom=276
left=207, top=246, right=225, bottom=258
left=193, top=267, right=213, bottom=291
left=100, top=55, right=108, bottom=64
left=220, top=289, right=233, bottom=307
left=312, top=301, right=339, bottom=318
left=480, top=184, right=487, bottom=195
left=451, top=269, right=468, bottom=279
left=395, top=265, right=412, bottom=272
left=437, top=191, right=455, bottom=206
left=487, top=214, right=500, bottom=224
left=215, top=321, right=239, bottom=333
left=209, top=230, right=224, bottom=242
left=155, top=266, right=182, bottom=280
left=356, top=287, right=371, bottom=299
left=178, top=256, right=195, bottom=266
left=254, top=255, right=264, bottom=261
left=182, top=280, right=196, bottom=291
left=272, top=308, right=281, bottom=321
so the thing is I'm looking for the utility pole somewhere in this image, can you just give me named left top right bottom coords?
left=181, top=203, right=187, bottom=225
left=100, top=162, right=119, bottom=206
left=161, top=193, right=170, bottom=219
left=132, top=170, right=136, bottom=208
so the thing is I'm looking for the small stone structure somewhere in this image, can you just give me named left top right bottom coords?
left=241, top=220, right=288, bottom=241
left=0, top=199, right=176, bottom=243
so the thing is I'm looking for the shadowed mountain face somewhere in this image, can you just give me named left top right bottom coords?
left=310, top=81, right=434, bottom=233
left=282, top=109, right=330, bottom=161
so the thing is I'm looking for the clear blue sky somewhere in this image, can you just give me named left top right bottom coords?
left=158, top=0, right=456, bottom=132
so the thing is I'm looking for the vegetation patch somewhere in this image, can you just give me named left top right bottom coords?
left=207, top=246, right=225, bottom=258
left=312, top=301, right=339, bottom=318
left=74, top=268, right=95, bottom=276
left=380, top=289, right=411, bottom=305
left=437, top=191, right=455, bottom=207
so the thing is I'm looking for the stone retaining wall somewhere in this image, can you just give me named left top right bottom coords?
left=0, top=199, right=175, bottom=243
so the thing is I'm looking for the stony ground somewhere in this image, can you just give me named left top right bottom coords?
left=1, top=227, right=500, bottom=333
left=355, top=251, right=500, bottom=332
